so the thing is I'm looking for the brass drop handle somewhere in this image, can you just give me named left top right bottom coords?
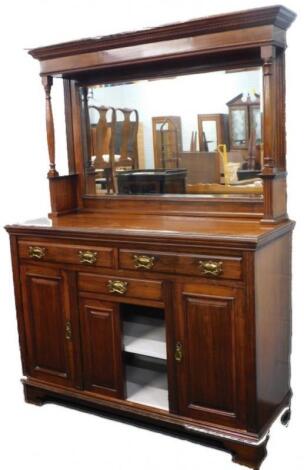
left=133, top=254, right=155, bottom=270
left=198, top=260, right=223, bottom=277
left=65, top=320, right=72, bottom=340
left=107, top=280, right=128, bottom=295
left=28, top=246, right=46, bottom=260
left=78, top=250, right=98, bottom=265
left=175, top=342, right=183, bottom=362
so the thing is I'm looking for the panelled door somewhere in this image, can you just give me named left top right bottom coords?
left=79, top=297, right=124, bottom=398
left=20, top=265, right=77, bottom=387
left=175, top=282, right=249, bottom=428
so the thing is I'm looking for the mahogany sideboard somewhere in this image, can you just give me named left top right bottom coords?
left=6, top=5, right=296, bottom=469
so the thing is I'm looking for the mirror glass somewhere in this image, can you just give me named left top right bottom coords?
left=81, top=67, right=263, bottom=197
left=201, top=120, right=218, bottom=152
left=231, top=109, right=247, bottom=146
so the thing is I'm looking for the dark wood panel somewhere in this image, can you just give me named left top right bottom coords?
left=186, top=296, right=235, bottom=412
left=255, top=233, right=292, bottom=429
left=20, top=265, right=75, bottom=386
left=176, top=283, right=248, bottom=428
left=49, top=175, right=78, bottom=216
left=79, top=298, right=124, bottom=397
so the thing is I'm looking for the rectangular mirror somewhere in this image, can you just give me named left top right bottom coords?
left=80, top=67, right=263, bottom=197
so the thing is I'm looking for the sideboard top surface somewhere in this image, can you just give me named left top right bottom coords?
left=5, top=212, right=295, bottom=249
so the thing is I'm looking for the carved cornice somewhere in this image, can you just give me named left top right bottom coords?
left=28, top=5, right=296, bottom=61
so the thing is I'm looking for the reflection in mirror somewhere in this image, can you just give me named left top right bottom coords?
left=202, top=121, right=217, bottom=152
left=81, top=67, right=263, bottom=197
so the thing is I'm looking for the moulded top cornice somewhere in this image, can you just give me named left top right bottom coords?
left=28, top=5, right=296, bottom=61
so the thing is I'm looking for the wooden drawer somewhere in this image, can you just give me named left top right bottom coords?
left=18, top=240, right=115, bottom=268
left=78, top=273, right=163, bottom=301
left=119, top=249, right=242, bottom=280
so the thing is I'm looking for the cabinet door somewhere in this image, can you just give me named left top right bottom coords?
left=175, top=283, right=248, bottom=428
left=20, top=265, right=76, bottom=387
left=79, top=298, right=124, bottom=398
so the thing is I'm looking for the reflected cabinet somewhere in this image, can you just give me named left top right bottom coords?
left=6, top=6, right=296, bottom=470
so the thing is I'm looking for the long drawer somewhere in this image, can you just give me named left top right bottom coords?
left=78, top=273, right=163, bottom=301
left=119, top=249, right=242, bottom=280
left=18, top=240, right=115, bottom=268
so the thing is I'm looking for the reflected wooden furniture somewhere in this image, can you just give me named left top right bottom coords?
left=187, top=182, right=263, bottom=195
left=227, top=93, right=261, bottom=150
left=89, top=105, right=116, bottom=193
left=152, top=116, right=182, bottom=168
left=197, top=114, right=229, bottom=152
left=179, top=151, right=220, bottom=184
left=6, top=6, right=296, bottom=470
left=89, top=106, right=139, bottom=193
left=116, top=169, right=186, bottom=194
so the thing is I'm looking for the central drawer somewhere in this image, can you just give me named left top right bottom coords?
left=78, top=273, right=163, bottom=301
left=119, top=249, right=242, bottom=280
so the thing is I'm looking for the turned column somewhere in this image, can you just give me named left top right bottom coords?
left=42, top=75, right=58, bottom=177
left=261, top=45, right=276, bottom=173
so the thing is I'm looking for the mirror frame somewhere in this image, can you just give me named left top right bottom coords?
left=29, top=5, right=295, bottom=221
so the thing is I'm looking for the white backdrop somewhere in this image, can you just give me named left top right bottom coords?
left=0, top=1, right=303, bottom=469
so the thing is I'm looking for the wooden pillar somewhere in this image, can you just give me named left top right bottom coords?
left=79, top=86, right=94, bottom=173
left=42, top=75, right=58, bottom=178
left=261, top=45, right=276, bottom=173
left=79, top=87, right=96, bottom=194
left=260, top=46, right=287, bottom=223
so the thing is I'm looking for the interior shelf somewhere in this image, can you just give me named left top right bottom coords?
left=126, top=365, right=169, bottom=410
left=123, top=316, right=166, bottom=360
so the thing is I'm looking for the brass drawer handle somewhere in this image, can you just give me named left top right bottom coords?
left=175, top=342, right=183, bottom=362
left=198, top=260, right=223, bottom=277
left=107, top=280, right=128, bottom=295
left=133, top=254, right=155, bottom=270
left=28, top=246, right=46, bottom=260
left=65, top=320, right=72, bottom=340
left=78, top=250, right=98, bottom=265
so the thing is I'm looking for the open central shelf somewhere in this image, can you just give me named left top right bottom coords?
left=121, top=304, right=169, bottom=410
left=123, top=316, right=166, bottom=359
left=126, top=364, right=169, bottom=410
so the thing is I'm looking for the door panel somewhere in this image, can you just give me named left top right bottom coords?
left=186, top=296, right=235, bottom=413
left=21, top=265, right=75, bottom=386
left=176, top=283, right=247, bottom=428
left=79, top=298, right=124, bottom=398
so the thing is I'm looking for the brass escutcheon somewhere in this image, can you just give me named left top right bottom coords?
left=133, top=254, right=155, bottom=270
left=78, top=250, right=98, bottom=265
left=65, top=320, right=72, bottom=340
left=28, top=246, right=46, bottom=260
left=198, top=260, right=223, bottom=277
left=175, top=342, right=183, bottom=362
left=107, top=279, right=128, bottom=295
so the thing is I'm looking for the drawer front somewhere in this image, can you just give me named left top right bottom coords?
left=78, top=273, right=163, bottom=301
left=18, top=240, right=115, bottom=268
left=119, top=249, right=242, bottom=280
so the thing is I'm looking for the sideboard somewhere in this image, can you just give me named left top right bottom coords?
left=6, top=5, right=296, bottom=469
